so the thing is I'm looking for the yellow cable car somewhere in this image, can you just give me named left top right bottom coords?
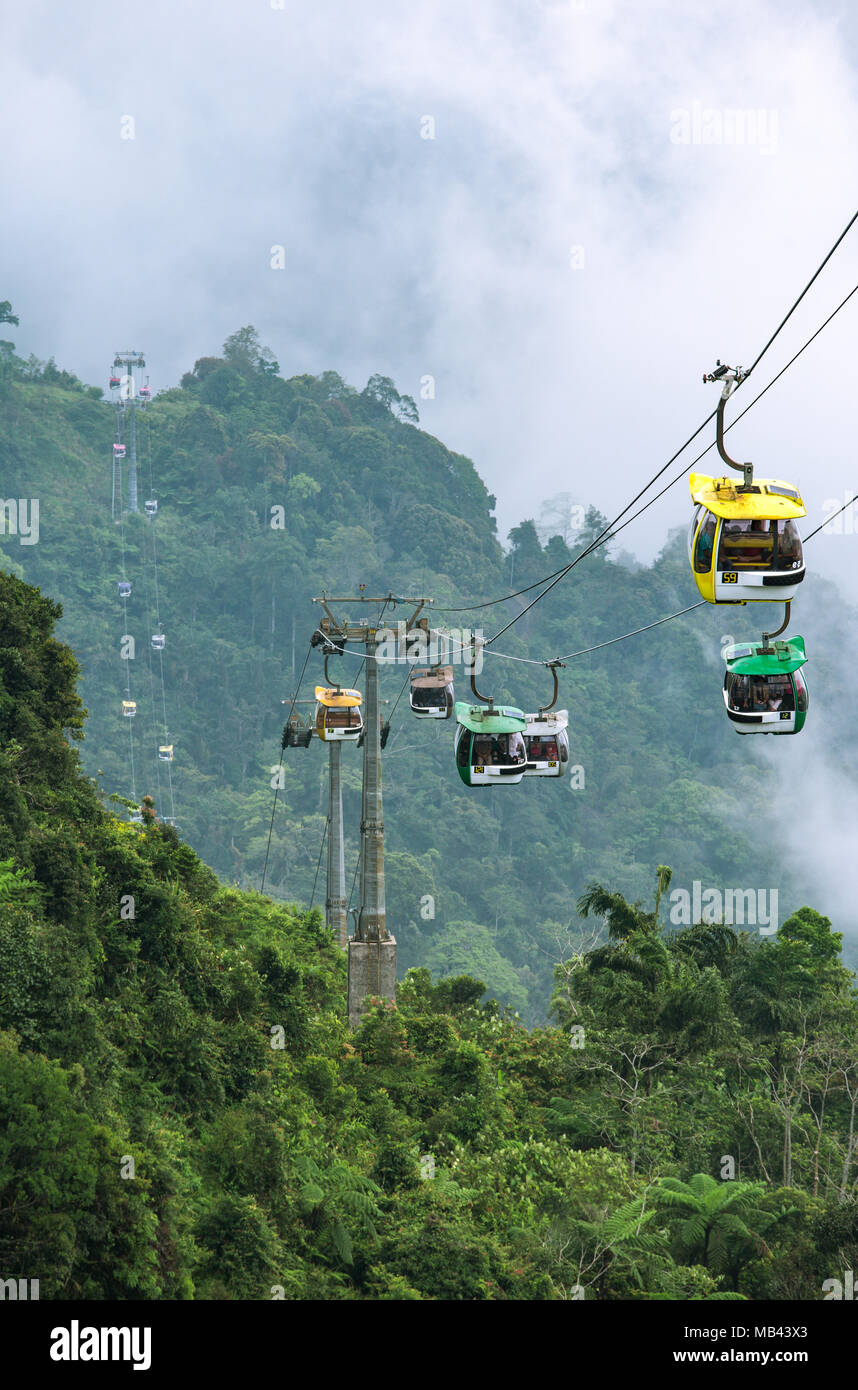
left=688, top=473, right=806, bottom=604
left=158, top=744, right=174, bottom=762
left=121, top=699, right=137, bottom=718
left=314, top=686, right=363, bottom=742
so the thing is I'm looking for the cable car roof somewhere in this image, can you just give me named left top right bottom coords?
left=525, top=709, right=569, bottom=735
left=689, top=472, right=806, bottom=519
left=723, top=636, right=807, bottom=674
left=314, top=685, right=362, bottom=708
left=454, top=700, right=527, bottom=734
left=411, top=666, right=454, bottom=688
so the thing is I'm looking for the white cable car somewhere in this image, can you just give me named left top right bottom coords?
left=121, top=699, right=137, bottom=718
left=314, top=686, right=363, bottom=742
left=522, top=709, right=569, bottom=777
left=118, top=581, right=132, bottom=599
left=158, top=744, right=174, bottom=762
left=410, top=665, right=454, bottom=719
left=151, top=633, right=165, bottom=651
left=129, top=811, right=144, bottom=824
left=144, top=499, right=158, bottom=517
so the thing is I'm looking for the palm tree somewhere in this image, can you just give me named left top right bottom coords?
left=577, top=865, right=673, bottom=942
left=651, top=1173, right=772, bottom=1285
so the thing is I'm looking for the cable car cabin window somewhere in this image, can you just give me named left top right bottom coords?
left=716, top=518, right=803, bottom=571
left=688, top=505, right=702, bottom=553
left=693, top=512, right=717, bottom=572
left=760, top=676, right=794, bottom=712
left=456, top=729, right=470, bottom=767
left=324, top=707, right=361, bottom=729
left=725, top=673, right=749, bottom=712
left=717, top=518, right=774, bottom=569
left=471, top=732, right=526, bottom=767
left=527, top=734, right=561, bottom=761
left=727, top=673, right=795, bottom=713
left=773, top=519, right=802, bottom=569
left=793, top=668, right=808, bottom=712
left=412, top=687, right=444, bottom=709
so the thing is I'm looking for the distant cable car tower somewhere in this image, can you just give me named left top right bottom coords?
left=111, top=350, right=146, bottom=515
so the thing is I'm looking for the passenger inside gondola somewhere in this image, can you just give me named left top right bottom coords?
left=325, top=707, right=361, bottom=729
left=473, top=737, right=492, bottom=765
left=766, top=677, right=794, bottom=711
left=693, top=512, right=716, bottom=572
left=507, top=732, right=526, bottom=764
left=718, top=518, right=774, bottom=569
left=717, top=517, right=802, bottom=571
left=471, top=733, right=526, bottom=766
left=728, top=675, right=750, bottom=711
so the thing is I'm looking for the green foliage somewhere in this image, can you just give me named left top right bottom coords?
left=2, top=328, right=857, bottom=1301
left=2, top=329, right=833, bottom=1029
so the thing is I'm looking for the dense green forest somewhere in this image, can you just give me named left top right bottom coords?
left=2, top=566, right=858, bottom=1299
left=2, top=315, right=855, bottom=1023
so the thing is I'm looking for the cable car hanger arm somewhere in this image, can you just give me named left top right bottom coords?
left=703, top=362, right=754, bottom=487
left=760, top=601, right=791, bottom=652
left=538, top=659, right=565, bottom=715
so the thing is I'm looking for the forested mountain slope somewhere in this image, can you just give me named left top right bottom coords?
left=1, top=323, right=855, bottom=1020
left=2, top=567, right=858, bottom=1301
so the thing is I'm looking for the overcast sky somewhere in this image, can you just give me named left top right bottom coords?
left=3, top=0, right=858, bottom=588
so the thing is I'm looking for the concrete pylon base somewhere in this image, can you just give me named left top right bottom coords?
left=347, top=936, right=397, bottom=1026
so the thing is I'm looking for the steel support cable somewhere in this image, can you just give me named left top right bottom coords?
left=387, top=664, right=413, bottom=720
left=260, top=641, right=313, bottom=893
left=433, top=212, right=858, bottom=627
left=319, top=439, right=852, bottom=679
left=115, top=416, right=138, bottom=802
left=485, top=270, right=858, bottom=647
left=457, top=468, right=847, bottom=666
left=803, top=491, right=858, bottom=543
left=142, top=543, right=163, bottom=808
left=742, top=206, right=858, bottom=376
left=145, top=407, right=155, bottom=501
left=346, top=846, right=361, bottom=918
left=308, top=815, right=328, bottom=910
left=142, top=413, right=176, bottom=823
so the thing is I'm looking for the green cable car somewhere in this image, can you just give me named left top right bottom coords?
left=722, top=636, right=808, bottom=735
left=454, top=700, right=528, bottom=786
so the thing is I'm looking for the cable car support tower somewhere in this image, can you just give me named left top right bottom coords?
left=313, top=592, right=431, bottom=1024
